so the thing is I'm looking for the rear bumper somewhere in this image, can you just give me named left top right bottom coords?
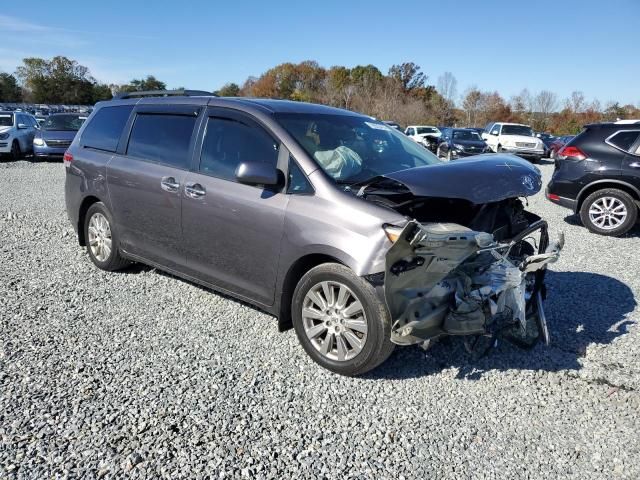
left=545, top=186, right=577, bottom=212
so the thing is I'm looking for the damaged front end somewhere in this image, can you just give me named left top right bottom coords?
left=384, top=215, right=563, bottom=351
left=351, top=155, right=564, bottom=353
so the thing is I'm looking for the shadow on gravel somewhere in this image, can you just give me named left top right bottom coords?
left=365, top=270, right=636, bottom=381
left=563, top=213, right=640, bottom=238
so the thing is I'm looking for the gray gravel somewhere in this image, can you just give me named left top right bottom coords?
left=1, top=159, right=639, bottom=479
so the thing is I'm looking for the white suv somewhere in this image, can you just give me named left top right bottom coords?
left=482, top=122, right=545, bottom=163
left=0, top=111, right=39, bottom=160
left=404, top=125, right=441, bottom=143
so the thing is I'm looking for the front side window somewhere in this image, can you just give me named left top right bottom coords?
left=501, top=125, right=534, bottom=136
left=127, top=113, right=197, bottom=169
left=608, top=131, right=640, bottom=153
left=199, top=117, right=279, bottom=182
left=276, top=113, right=441, bottom=185
left=82, top=105, right=134, bottom=152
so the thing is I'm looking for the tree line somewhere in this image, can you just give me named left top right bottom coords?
left=216, top=60, right=639, bottom=135
left=2, top=56, right=638, bottom=135
left=0, top=56, right=168, bottom=106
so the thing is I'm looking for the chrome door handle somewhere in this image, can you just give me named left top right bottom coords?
left=630, top=162, right=640, bottom=169
left=161, top=176, right=180, bottom=192
left=185, top=182, right=206, bottom=198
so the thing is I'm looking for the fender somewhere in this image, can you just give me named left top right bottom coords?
left=576, top=179, right=640, bottom=209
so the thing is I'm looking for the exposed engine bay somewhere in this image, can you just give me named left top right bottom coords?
left=360, top=178, right=564, bottom=353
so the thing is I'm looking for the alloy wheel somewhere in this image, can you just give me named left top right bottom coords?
left=301, top=281, right=368, bottom=362
left=588, top=197, right=628, bottom=230
left=88, top=213, right=113, bottom=262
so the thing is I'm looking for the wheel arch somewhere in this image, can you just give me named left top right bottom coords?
left=276, top=253, right=348, bottom=332
left=576, top=180, right=640, bottom=212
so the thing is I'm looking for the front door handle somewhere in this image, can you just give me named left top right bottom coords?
left=161, top=176, right=180, bottom=192
left=630, top=162, right=640, bottom=169
left=185, top=182, right=206, bottom=198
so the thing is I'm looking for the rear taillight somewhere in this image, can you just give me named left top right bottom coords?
left=63, top=151, right=73, bottom=165
left=557, top=145, right=586, bottom=161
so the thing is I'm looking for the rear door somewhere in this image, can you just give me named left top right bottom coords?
left=611, top=130, right=640, bottom=191
left=181, top=107, right=288, bottom=305
left=107, top=105, right=200, bottom=271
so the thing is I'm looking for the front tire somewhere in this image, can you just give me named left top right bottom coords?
left=10, top=140, right=21, bottom=161
left=84, top=202, right=130, bottom=271
left=580, top=189, right=638, bottom=237
left=292, top=263, right=395, bottom=376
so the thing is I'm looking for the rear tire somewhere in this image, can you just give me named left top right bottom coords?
left=580, top=189, right=637, bottom=237
left=84, top=202, right=130, bottom=271
left=292, top=263, right=395, bottom=376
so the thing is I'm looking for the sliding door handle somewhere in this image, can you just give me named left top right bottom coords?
left=185, top=182, right=206, bottom=198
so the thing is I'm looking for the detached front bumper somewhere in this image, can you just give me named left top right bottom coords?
left=383, top=219, right=563, bottom=347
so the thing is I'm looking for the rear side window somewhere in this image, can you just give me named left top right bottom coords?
left=199, top=117, right=278, bottom=181
left=127, top=113, right=197, bottom=169
left=607, top=130, right=640, bottom=153
left=82, top=105, right=133, bottom=152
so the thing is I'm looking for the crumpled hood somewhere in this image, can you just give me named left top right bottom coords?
left=382, top=154, right=542, bottom=204
left=39, top=129, right=78, bottom=141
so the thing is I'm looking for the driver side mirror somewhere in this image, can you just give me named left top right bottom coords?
left=235, top=162, right=280, bottom=186
left=491, top=130, right=499, bottom=136
left=17, top=123, right=28, bottom=129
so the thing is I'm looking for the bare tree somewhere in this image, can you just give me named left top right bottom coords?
left=566, top=91, right=586, bottom=113
left=437, top=72, right=457, bottom=104
left=462, top=87, right=482, bottom=126
left=531, top=90, right=558, bottom=130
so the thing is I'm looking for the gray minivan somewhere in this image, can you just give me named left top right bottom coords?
left=64, top=91, right=562, bottom=375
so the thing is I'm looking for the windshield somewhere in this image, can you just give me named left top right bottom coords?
left=452, top=130, right=482, bottom=141
left=42, top=114, right=86, bottom=131
left=501, top=125, right=534, bottom=136
left=416, top=126, right=438, bottom=135
left=0, top=113, right=14, bottom=127
left=276, top=113, right=441, bottom=184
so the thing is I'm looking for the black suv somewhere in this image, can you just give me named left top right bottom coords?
left=546, top=121, right=640, bottom=236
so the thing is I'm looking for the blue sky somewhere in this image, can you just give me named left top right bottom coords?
left=1, top=0, right=638, bottom=106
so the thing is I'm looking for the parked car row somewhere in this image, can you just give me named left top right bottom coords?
left=0, top=103, right=92, bottom=116
left=0, top=111, right=87, bottom=160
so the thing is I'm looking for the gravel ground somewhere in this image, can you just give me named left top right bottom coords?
left=1, top=159, right=639, bottom=479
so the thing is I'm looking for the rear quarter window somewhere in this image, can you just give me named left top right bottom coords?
left=81, top=105, right=134, bottom=152
left=607, top=130, right=640, bottom=153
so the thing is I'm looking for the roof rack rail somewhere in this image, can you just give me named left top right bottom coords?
left=115, top=89, right=217, bottom=100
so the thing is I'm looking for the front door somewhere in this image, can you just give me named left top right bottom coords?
left=181, top=108, right=288, bottom=305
